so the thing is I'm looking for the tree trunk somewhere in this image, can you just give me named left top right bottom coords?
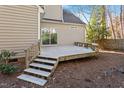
left=120, top=5, right=124, bottom=39
left=107, top=7, right=116, bottom=39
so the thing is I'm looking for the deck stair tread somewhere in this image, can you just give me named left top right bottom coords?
left=38, top=55, right=58, bottom=59
left=30, top=63, right=54, bottom=70
left=24, top=68, right=51, bottom=77
left=34, top=58, right=56, bottom=64
left=17, top=74, right=47, bottom=86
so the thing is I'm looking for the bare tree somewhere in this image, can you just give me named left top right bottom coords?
left=120, top=5, right=124, bottom=39
left=71, top=6, right=97, bottom=41
left=107, top=6, right=116, bottom=39
left=75, top=6, right=96, bottom=33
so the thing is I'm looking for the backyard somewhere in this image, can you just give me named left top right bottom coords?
left=0, top=50, right=124, bottom=88
left=0, top=5, right=124, bottom=88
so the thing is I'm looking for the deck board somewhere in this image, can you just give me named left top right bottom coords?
left=40, top=45, right=96, bottom=61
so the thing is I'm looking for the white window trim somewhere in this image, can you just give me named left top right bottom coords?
left=41, top=28, right=58, bottom=46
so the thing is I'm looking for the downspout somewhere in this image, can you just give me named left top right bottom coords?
left=37, top=5, right=45, bottom=53
left=61, top=5, right=64, bottom=22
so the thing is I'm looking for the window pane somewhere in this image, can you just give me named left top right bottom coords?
left=51, top=33, right=57, bottom=44
left=42, top=28, right=50, bottom=45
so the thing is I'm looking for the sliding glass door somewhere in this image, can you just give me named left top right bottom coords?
left=41, top=28, right=57, bottom=45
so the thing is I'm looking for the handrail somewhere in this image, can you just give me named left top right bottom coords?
left=74, top=42, right=99, bottom=52
left=25, top=42, right=40, bottom=68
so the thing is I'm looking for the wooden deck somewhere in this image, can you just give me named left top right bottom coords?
left=40, top=45, right=96, bottom=61
left=18, top=45, right=97, bottom=86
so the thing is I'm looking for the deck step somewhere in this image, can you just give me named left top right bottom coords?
left=24, top=68, right=51, bottom=77
left=38, top=55, right=57, bottom=60
left=17, top=74, right=47, bottom=86
left=17, top=54, right=59, bottom=86
left=30, top=63, right=54, bottom=70
left=34, top=58, right=56, bottom=64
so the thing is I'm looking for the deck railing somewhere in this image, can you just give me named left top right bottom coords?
left=74, top=42, right=99, bottom=52
left=25, top=42, right=40, bottom=68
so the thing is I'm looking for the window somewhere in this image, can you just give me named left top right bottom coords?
left=41, top=28, right=57, bottom=45
left=71, top=26, right=77, bottom=31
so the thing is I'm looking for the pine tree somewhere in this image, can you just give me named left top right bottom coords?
left=86, top=5, right=109, bottom=43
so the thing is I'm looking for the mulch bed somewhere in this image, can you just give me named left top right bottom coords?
left=0, top=50, right=124, bottom=88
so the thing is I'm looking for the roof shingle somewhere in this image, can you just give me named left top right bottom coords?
left=63, top=9, right=85, bottom=24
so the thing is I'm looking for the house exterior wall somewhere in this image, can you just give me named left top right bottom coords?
left=43, top=5, right=63, bottom=21
left=0, top=5, right=39, bottom=57
left=40, top=21, right=85, bottom=45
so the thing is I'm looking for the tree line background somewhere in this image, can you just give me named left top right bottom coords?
left=65, top=5, right=124, bottom=43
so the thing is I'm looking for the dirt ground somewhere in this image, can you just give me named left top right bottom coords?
left=0, top=50, right=124, bottom=88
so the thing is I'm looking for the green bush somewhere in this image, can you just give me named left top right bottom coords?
left=0, top=64, right=17, bottom=74
left=0, top=50, right=16, bottom=64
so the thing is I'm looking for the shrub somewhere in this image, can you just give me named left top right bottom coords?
left=0, top=50, right=16, bottom=64
left=0, top=64, right=17, bottom=74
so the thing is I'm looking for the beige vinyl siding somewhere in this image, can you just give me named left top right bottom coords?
left=41, top=21, right=85, bottom=45
left=43, top=5, right=63, bottom=20
left=0, top=5, right=38, bottom=57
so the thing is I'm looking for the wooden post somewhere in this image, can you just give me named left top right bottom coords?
left=25, top=49, right=30, bottom=68
left=24, top=42, right=40, bottom=68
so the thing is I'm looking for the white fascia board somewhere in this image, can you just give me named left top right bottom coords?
left=41, top=19, right=86, bottom=26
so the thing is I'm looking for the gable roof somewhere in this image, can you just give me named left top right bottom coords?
left=41, top=6, right=85, bottom=25
left=63, top=9, right=85, bottom=24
